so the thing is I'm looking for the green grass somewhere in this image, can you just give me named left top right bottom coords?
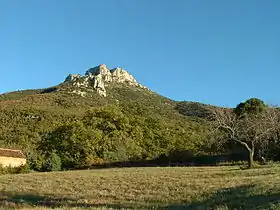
left=1, top=166, right=280, bottom=209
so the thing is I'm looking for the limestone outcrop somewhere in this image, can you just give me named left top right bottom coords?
left=111, top=68, right=137, bottom=84
left=65, top=74, right=82, bottom=82
left=64, top=64, right=147, bottom=97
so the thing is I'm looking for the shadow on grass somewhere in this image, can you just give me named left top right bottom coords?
left=0, top=192, right=183, bottom=209
left=85, top=151, right=248, bottom=170
left=1, top=185, right=280, bottom=209
left=188, top=184, right=280, bottom=210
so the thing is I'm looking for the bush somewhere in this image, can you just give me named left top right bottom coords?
left=14, top=164, right=30, bottom=174
left=43, top=151, right=62, bottom=172
left=26, top=151, right=45, bottom=171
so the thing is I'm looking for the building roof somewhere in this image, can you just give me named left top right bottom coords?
left=0, top=148, right=26, bottom=159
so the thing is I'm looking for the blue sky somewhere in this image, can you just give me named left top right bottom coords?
left=1, top=0, right=280, bottom=107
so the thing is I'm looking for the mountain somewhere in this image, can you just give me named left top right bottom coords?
left=0, top=64, right=213, bottom=170
left=63, top=64, right=148, bottom=97
left=0, top=64, right=212, bottom=121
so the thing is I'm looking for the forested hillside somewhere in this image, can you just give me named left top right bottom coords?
left=1, top=65, right=279, bottom=171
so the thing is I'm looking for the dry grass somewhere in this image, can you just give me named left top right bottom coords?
left=1, top=166, right=280, bottom=209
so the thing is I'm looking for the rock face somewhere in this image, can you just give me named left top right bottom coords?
left=111, top=68, right=137, bottom=84
left=86, top=64, right=113, bottom=82
left=93, top=74, right=106, bottom=97
left=65, top=74, right=82, bottom=82
left=64, top=64, right=147, bottom=97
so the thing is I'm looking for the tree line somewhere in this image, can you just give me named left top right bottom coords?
left=28, top=105, right=209, bottom=171
left=2, top=97, right=280, bottom=171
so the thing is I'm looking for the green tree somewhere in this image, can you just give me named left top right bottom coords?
left=43, top=151, right=62, bottom=172
left=234, top=98, right=266, bottom=116
left=84, top=106, right=144, bottom=161
left=39, top=122, right=102, bottom=169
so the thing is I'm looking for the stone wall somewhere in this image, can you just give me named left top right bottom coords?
left=0, top=157, right=27, bottom=167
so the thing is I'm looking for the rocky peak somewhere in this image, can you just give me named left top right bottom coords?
left=65, top=74, right=82, bottom=82
left=64, top=64, right=147, bottom=97
left=86, top=64, right=111, bottom=77
left=111, top=68, right=137, bottom=84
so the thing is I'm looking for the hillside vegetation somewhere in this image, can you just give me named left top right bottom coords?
left=1, top=66, right=280, bottom=171
left=0, top=81, right=213, bottom=171
left=1, top=166, right=280, bottom=209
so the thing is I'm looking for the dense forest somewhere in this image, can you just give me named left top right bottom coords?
left=1, top=77, right=280, bottom=171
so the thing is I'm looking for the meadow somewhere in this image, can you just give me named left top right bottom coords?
left=1, top=166, right=280, bottom=210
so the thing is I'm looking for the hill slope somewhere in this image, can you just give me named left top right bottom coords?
left=0, top=64, right=213, bottom=170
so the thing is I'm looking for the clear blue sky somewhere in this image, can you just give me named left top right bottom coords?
left=1, top=0, right=280, bottom=107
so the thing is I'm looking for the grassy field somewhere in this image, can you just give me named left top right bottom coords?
left=1, top=166, right=280, bottom=210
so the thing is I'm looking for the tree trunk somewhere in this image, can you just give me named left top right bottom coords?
left=248, top=149, right=254, bottom=169
left=240, top=141, right=254, bottom=169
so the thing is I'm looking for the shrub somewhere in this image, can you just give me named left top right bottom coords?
left=43, top=151, right=62, bottom=172
left=26, top=151, right=45, bottom=171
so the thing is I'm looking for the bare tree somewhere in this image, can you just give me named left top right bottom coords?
left=210, top=105, right=279, bottom=168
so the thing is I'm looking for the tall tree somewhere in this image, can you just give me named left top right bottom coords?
left=210, top=98, right=279, bottom=168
